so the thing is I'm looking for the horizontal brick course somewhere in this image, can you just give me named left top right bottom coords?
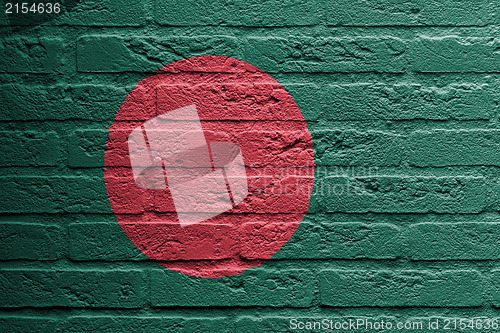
left=0, top=223, right=63, bottom=260
left=245, top=36, right=407, bottom=73
left=70, top=222, right=237, bottom=261
left=150, top=269, right=315, bottom=307
left=241, top=222, right=401, bottom=259
left=0, top=84, right=127, bottom=121
left=77, top=36, right=241, bottom=73
left=319, top=270, right=485, bottom=307
left=409, top=130, right=500, bottom=167
left=0, top=317, right=62, bottom=332
left=322, top=83, right=495, bottom=121
left=54, top=0, right=146, bottom=26
left=0, top=270, right=147, bottom=308
left=0, top=131, right=62, bottom=166
left=411, top=37, right=500, bottom=73
left=0, top=177, right=109, bottom=213
left=0, top=37, right=66, bottom=73
left=69, top=222, right=145, bottom=260
left=312, top=130, right=404, bottom=166
left=312, top=176, right=490, bottom=213
left=405, top=223, right=500, bottom=260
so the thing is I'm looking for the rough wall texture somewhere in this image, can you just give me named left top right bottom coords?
left=1, top=0, right=500, bottom=332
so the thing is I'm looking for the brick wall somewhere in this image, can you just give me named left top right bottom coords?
left=1, top=0, right=500, bottom=331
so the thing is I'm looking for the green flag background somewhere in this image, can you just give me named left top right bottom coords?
left=1, top=0, right=500, bottom=332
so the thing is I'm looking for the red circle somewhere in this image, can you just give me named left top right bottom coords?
left=104, top=56, right=315, bottom=278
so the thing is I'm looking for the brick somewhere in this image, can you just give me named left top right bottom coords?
left=66, top=316, right=231, bottom=333
left=322, top=83, right=494, bottom=121
left=405, top=223, right=500, bottom=260
left=69, top=129, right=107, bottom=168
left=69, top=84, right=133, bottom=105
left=150, top=269, right=314, bottom=307
left=0, top=269, right=147, bottom=308
left=0, top=84, right=58, bottom=120
left=245, top=37, right=407, bottom=73
left=0, top=37, right=66, bottom=73
left=0, top=223, right=63, bottom=260
left=241, top=222, right=400, bottom=260
left=311, top=176, right=490, bottom=214
left=70, top=222, right=236, bottom=261
left=53, top=0, right=146, bottom=26
left=0, top=317, right=61, bottom=333
left=312, top=130, right=404, bottom=166
left=409, top=130, right=500, bottom=167
left=319, top=270, right=485, bottom=307
left=77, top=36, right=152, bottom=73
left=154, top=0, right=319, bottom=26
left=326, top=0, right=492, bottom=26
left=69, top=222, right=145, bottom=260
left=124, top=222, right=237, bottom=260
left=0, top=131, right=62, bottom=166
left=411, top=37, right=500, bottom=73
left=0, top=177, right=109, bottom=213
left=77, top=35, right=241, bottom=72
left=157, top=83, right=309, bottom=121
left=0, top=84, right=135, bottom=121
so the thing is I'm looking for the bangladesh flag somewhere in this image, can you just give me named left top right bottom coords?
left=1, top=0, right=498, bottom=332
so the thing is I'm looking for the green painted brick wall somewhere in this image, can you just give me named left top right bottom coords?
left=1, top=0, right=500, bottom=332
